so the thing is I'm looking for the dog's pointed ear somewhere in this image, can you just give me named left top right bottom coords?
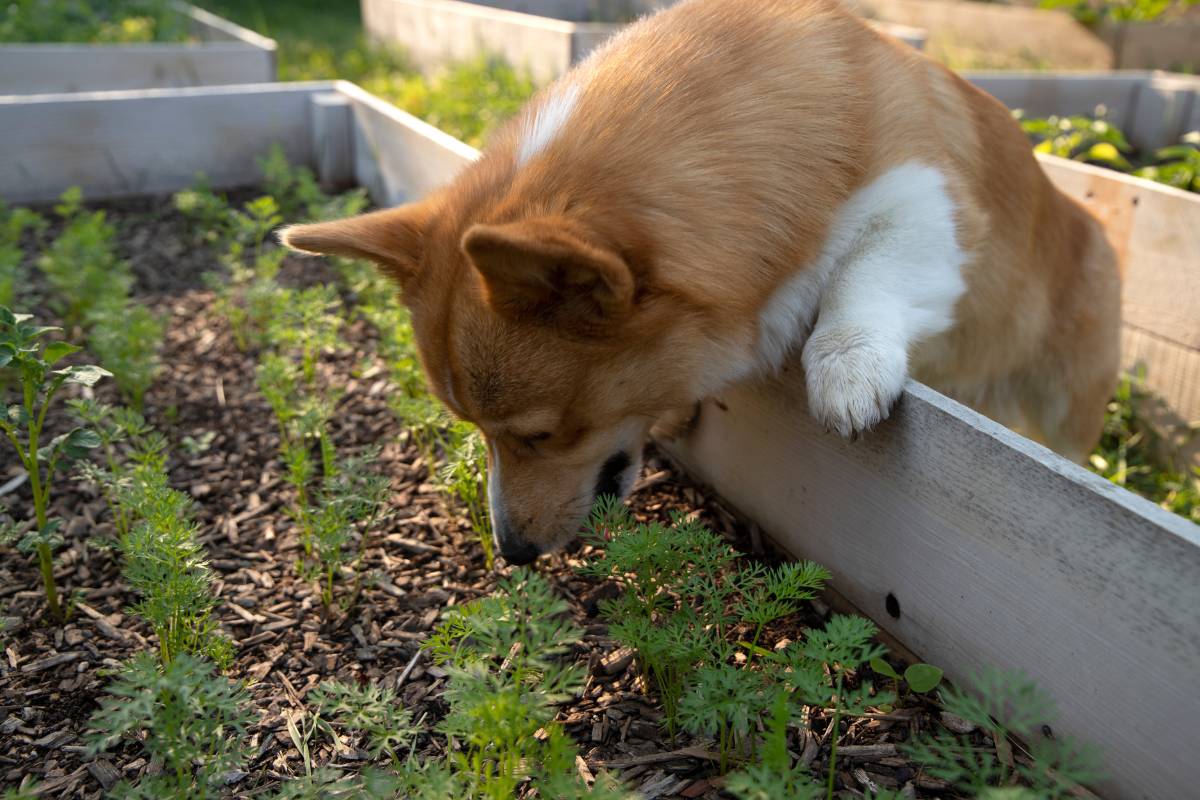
left=462, top=217, right=634, bottom=334
left=279, top=202, right=432, bottom=283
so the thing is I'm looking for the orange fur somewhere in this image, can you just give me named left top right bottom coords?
left=282, top=0, right=1120, bottom=562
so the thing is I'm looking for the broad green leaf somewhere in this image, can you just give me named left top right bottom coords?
left=43, top=341, right=80, bottom=366
left=55, top=364, right=112, bottom=387
left=905, top=663, right=944, bottom=693
left=870, top=657, right=901, bottom=680
left=57, top=428, right=102, bottom=460
left=0, top=344, right=13, bottom=367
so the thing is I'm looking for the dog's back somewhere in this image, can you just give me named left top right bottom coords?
left=282, top=0, right=1121, bottom=558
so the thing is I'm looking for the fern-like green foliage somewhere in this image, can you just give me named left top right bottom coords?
left=422, top=568, right=630, bottom=799
left=88, top=652, right=252, bottom=800
left=309, top=680, right=417, bottom=762
left=115, top=460, right=232, bottom=667
left=905, top=668, right=1103, bottom=799
left=581, top=497, right=831, bottom=744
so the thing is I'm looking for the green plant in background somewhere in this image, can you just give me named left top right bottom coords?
left=88, top=652, right=253, bottom=800
left=196, top=1, right=535, bottom=147
left=37, top=187, right=134, bottom=329
left=1039, top=0, right=1197, bottom=25
left=905, top=668, right=1103, bottom=798
left=85, top=296, right=165, bottom=411
left=0, top=201, right=44, bottom=309
left=1089, top=371, right=1199, bottom=522
left=268, top=284, right=344, bottom=385
left=1015, top=107, right=1134, bottom=170
left=0, top=0, right=190, bottom=43
left=1134, top=130, right=1200, bottom=192
left=383, top=57, right=535, bottom=148
left=0, top=308, right=108, bottom=621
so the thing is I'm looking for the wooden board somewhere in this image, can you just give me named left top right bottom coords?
left=662, top=376, right=1200, bottom=800
left=0, top=3, right=275, bottom=95
left=1038, top=155, right=1200, bottom=424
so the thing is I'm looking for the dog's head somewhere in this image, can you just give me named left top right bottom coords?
left=281, top=187, right=716, bottom=564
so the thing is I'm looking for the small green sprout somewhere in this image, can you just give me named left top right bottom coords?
left=870, top=657, right=945, bottom=694
left=0, top=308, right=108, bottom=620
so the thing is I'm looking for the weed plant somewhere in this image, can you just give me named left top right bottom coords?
left=88, top=652, right=252, bottom=800
left=1016, top=106, right=1135, bottom=170
left=0, top=308, right=108, bottom=620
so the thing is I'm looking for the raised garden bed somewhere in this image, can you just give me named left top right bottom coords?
left=961, top=71, right=1200, bottom=430
left=0, top=2, right=275, bottom=95
left=1, top=81, right=1197, bottom=799
left=0, top=82, right=1056, bottom=799
left=361, top=0, right=926, bottom=84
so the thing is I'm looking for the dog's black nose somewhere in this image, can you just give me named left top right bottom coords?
left=499, top=538, right=540, bottom=566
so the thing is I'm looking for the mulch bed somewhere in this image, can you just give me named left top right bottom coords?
left=0, top=193, right=971, bottom=799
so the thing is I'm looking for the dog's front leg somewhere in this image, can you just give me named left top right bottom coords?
left=801, top=270, right=910, bottom=437
left=799, top=165, right=967, bottom=438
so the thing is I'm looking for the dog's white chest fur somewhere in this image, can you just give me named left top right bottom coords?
left=754, top=162, right=968, bottom=435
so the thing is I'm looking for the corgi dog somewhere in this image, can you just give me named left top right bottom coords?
left=282, top=0, right=1120, bottom=564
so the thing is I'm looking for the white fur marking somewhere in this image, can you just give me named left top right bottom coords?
left=517, top=83, right=581, bottom=166
left=799, top=163, right=968, bottom=436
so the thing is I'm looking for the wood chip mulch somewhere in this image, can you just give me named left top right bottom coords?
left=0, top=193, right=975, bottom=799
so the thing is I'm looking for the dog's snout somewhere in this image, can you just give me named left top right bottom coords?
left=498, top=536, right=541, bottom=566
left=594, top=450, right=632, bottom=500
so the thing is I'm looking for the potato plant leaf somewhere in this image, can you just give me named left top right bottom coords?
left=55, top=364, right=112, bottom=387
left=43, top=341, right=80, bottom=366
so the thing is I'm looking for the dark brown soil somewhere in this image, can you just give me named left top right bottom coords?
left=0, top=194, right=973, bottom=799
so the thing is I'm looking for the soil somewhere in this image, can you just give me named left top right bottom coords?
left=1, top=193, right=982, bottom=799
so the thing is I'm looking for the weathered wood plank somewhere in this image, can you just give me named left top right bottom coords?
left=0, top=83, right=330, bottom=204
left=337, top=81, right=478, bottom=206
left=1038, top=155, right=1200, bottom=423
left=663, top=375, right=1200, bottom=800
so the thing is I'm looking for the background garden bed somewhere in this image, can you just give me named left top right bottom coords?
left=0, top=2, right=275, bottom=95
left=0, top=82, right=987, bottom=799
left=361, top=0, right=926, bottom=84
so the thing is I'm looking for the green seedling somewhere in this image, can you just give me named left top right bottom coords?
left=905, top=667, right=1103, bottom=798
left=115, top=461, right=232, bottom=667
left=1089, top=371, right=1198, bottom=522
left=423, top=568, right=614, bottom=799
left=0, top=201, right=44, bottom=309
left=70, top=399, right=164, bottom=538
left=0, top=308, right=108, bottom=620
left=267, top=283, right=344, bottom=385
left=85, top=296, right=164, bottom=410
left=870, top=657, right=945, bottom=694
left=37, top=187, right=135, bottom=329
left=260, top=144, right=369, bottom=222
left=309, top=680, right=418, bottom=762
left=437, top=421, right=493, bottom=567
left=88, top=652, right=252, bottom=800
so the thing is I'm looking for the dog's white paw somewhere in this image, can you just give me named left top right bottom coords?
left=801, top=326, right=907, bottom=437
